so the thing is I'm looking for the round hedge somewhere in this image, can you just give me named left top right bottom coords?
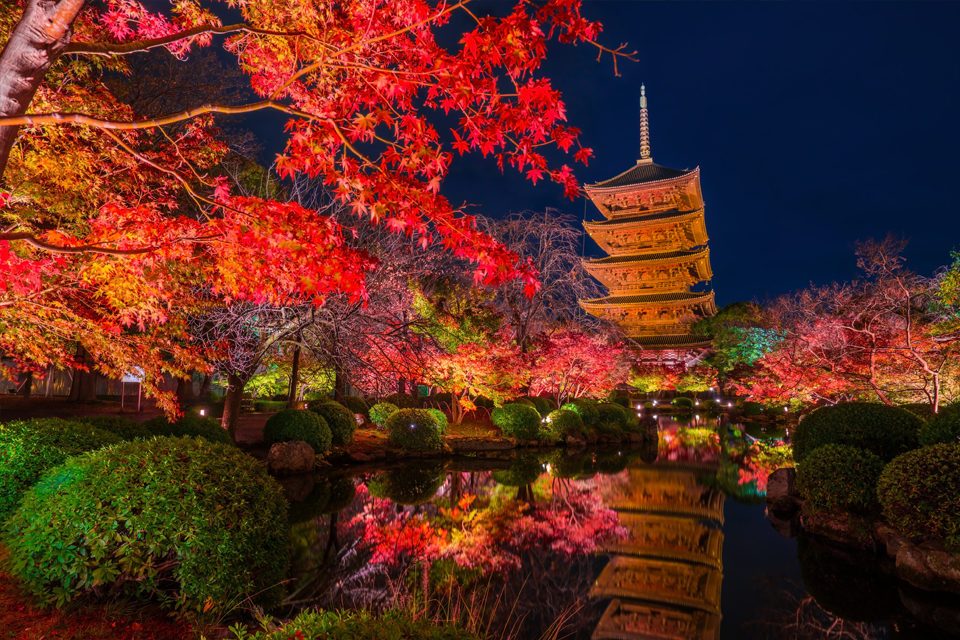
left=565, top=399, right=600, bottom=425
left=383, top=393, right=420, bottom=409
left=526, top=396, right=554, bottom=416
left=792, top=402, right=921, bottom=462
left=385, top=409, right=443, bottom=451
left=142, top=414, right=233, bottom=445
left=595, top=402, right=633, bottom=434
left=367, top=464, right=445, bottom=504
left=264, top=409, right=332, bottom=453
left=877, top=443, right=960, bottom=549
left=369, top=402, right=399, bottom=428
left=339, top=396, right=370, bottom=416
left=76, top=415, right=155, bottom=441
left=491, top=403, right=541, bottom=440
left=918, top=404, right=960, bottom=446
left=543, top=409, right=584, bottom=440
left=4, top=437, right=289, bottom=613
left=309, top=401, right=356, bottom=446
left=796, top=444, right=884, bottom=513
left=425, top=408, right=448, bottom=433
left=0, top=418, right=122, bottom=522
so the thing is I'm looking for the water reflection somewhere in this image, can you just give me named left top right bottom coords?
left=281, top=419, right=960, bottom=639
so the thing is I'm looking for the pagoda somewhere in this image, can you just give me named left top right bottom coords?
left=579, top=86, right=716, bottom=352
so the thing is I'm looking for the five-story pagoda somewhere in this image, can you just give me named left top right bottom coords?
left=579, top=85, right=716, bottom=352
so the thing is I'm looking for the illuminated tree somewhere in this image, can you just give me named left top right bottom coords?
left=526, top=328, right=629, bottom=404
left=0, top=0, right=630, bottom=411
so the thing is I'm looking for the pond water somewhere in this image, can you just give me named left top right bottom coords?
left=280, top=419, right=960, bottom=639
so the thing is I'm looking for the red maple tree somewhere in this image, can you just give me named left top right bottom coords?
left=0, top=0, right=632, bottom=411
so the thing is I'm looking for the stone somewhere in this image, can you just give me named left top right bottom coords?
left=765, top=467, right=797, bottom=503
left=896, top=544, right=960, bottom=595
left=266, top=440, right=316, bottom=476
left=801, top=509, right=877, bottom=551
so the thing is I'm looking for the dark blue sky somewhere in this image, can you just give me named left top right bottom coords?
left=439, top=1, right=960, bottom=305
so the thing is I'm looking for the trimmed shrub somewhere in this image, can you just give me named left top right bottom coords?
left=595, top=402, right=633, bottom=434
left=4, top=437, right=288, bottom=613
left=796, top=444, right=884, bottom=513
left=385, top=409, right=443, bottom=451
left=369, top=402, right=399, bottom=428
left=526, top=396, right=554, bottom=416
left=877, top=443, right=960, bottom=548
left=0, top=418, right=121, bottom=521
left=229, top=609, right=477, bottom=640
left=671, top=397, right=694, bottom=409
left=264, top=409, right=332, bottom=453
left=543, top=409, right=585, bottom=440
left=565, top=399, right=600, bottom=425
left=77, top=415, right=154, bottom=441
left=792, top=402, right=922, bottom=462
left=309, top=401, right=356, bottom=446
left=425, top=408, right=449, bottom=433
left=918, top=404, right=960, bottom=446
left=142, top=414, right=233, bottom=445
left=340, top=396, right=370, bottom=416
left=900, top=402, right=937, bottom=422
left=367, top=464, right=445, bottom=504
left=383, top=393, right=420, bottom=409
left=491, top=403, right=541, bottom=440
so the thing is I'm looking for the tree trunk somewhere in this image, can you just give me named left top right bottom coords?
left=18, top=371, right=33, bottom=398
left=0, top=0, right=87, bottom=177
left=287, top=343, right=301, bottom=408
left=333, top=362, right=349, bottom=401
left=68, top=345, right=98, bottom=402
left=220, top=372, right=245, bottom=440
left=175, top=376, right=195, bottom=405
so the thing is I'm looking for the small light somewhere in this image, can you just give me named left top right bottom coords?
left=652, top=400, right=658, bottom=406
left=636, top=412, right=642, bottom=417
left=409, top=423, right=416, bottom=430
left=694, top=400, right=700, bottom=406
left=635, top=404, right=642, bottom=409
left=695, top=414, right=700, bottom=420
left=198, top=409, right=206, bottom=416
left=784, top=407, right=789, bottom=412
left=652, top=414, right=658, bottom=420
left=727, top=402, right=733, bottom=408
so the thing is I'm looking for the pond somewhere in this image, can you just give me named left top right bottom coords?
left=279, top=418, right=960, bottom=639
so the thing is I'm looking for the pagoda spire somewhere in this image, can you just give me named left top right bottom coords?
left=638, top=83, right=652, bottom=164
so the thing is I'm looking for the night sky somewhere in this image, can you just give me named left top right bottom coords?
left=438, top=1, right=960, bottom=306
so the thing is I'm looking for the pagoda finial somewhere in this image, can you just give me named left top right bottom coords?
left=638, top=83, right=652, bottom=164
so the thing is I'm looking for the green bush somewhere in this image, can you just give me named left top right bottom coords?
left=142, top=414, right=232, bottom=445
left=543, top=409, right=585, bottom=440
left=900, top=402, right=937, bottom=422
left=263, top=409, right=332, bottom=453
left=76, top=415, right=155, bottom=441
left=878, top=443, right=960, bottom=548
left=309, top=401, right=356, bottom=446
left=793, top=402, right=921, bottom=462
left=918, top=404, right=960, bottom=446
left=425, top=408, right=449, bottom=433
left=339, top=396, right=370, bottom=416
left=369, top=402, right=399, bottom=428
left=383, top=393, right=420, bottom=409
left=229, top=609, right=477, bottom=640
left=367, top=463, right=445, bottom=504
left=385, top=409, right=443, bottom=451
left=0, top=418, right=121, bottom=522
left=796, top=444, right=884, bottom=512
left=566, top=399, right=600, bottom=425
left=4, top=437, right=288, bottom=613
left=526, top=396, right=554, bottom=416
left=491, top=403, right=541, bottom=440
left=671, top=397, right=694, bottom=409
left=548, top=451, right=589, bottom=478
left=595, top=402, right=633, bottom=434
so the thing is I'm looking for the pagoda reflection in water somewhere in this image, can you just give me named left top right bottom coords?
left=591, top=436, right=725, bottom=640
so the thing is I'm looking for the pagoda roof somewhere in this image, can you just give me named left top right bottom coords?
left=584, top=208, right=700, bottom=228
left=631, top=334, right=712, bottom=349
left=587, top=162, right=696, bottom=190
left=586, top=247, right=708, bottom=266
left=581, top=290, right=714, bottom=306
